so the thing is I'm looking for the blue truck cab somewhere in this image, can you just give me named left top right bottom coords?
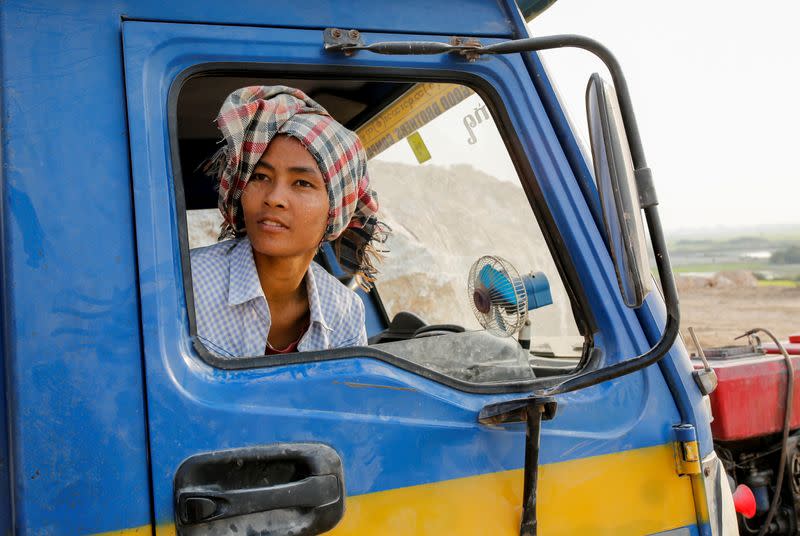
left=0, top=1, right=738, bottom=534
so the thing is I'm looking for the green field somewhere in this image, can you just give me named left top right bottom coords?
left=672, top=262, right=768, bottom=273
left=665, top=226, right=800, bottom=279
left=757, top=279, right=799, bottom=287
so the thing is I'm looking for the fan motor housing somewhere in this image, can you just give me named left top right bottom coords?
left=473, top=288, right=492, bottom=314
left=523, top=272, right=553, bottom=310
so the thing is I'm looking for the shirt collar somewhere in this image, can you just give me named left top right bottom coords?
left=226, top=237, right=264, bottom=306
left=226, top=237, right=333, bottom=332
left=304, top=263, right=333, bottom=332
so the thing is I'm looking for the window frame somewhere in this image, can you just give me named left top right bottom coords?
left=168, top=62, right=597, bottom=394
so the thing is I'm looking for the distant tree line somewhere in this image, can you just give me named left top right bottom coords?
left=770, top=246, right=800, bottom=264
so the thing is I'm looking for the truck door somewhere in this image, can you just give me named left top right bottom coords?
left=123, top=20, right=699, bottom=535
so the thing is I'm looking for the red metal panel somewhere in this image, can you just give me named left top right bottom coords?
left=696, top=354, right=800, bottom=441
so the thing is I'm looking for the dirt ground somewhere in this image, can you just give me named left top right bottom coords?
left=679, top=285, right=800, bottom=349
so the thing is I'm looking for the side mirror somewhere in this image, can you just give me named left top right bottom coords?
left=585, top=73, right=652, bottom=308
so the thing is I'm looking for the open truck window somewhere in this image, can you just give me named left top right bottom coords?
left=176, top=76, right=586, bottom=386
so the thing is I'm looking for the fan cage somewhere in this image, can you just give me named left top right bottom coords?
left=467, top=255, right=528, bottom=337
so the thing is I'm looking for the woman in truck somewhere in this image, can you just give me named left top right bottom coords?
left=190, top=85, right=387, bottom=358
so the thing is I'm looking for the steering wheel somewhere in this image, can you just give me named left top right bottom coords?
left=412, top=324, right=466, bottom=338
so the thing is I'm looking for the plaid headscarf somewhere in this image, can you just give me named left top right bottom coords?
left=204, top=85, right=388, bottom=286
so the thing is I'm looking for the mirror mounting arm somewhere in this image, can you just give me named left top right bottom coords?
left=324, top=30, right=681, bottom=394
left=541, top=202, right=681, bottom=394
left=479, top=396, right=557, bottom=536
left=325, top=32, right=647, bottom=167
left=635, top=167, right=658, bottom=208
left=329, top=28, right=682, bottom=535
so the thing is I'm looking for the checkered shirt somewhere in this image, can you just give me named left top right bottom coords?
left=190, top=237, right=367, bottom=357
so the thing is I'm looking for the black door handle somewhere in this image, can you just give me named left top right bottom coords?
left=178, top=474, right=340, bottom=524
left=174, top=443, right=345, bottom=536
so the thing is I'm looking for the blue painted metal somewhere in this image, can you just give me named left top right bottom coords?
left=0, top=308, right=12, bottom=534
left=518, top=28, right=606, bottom=242
left=0, top=0, right=708, bottom=532
left=501, top=3, right=713, bottom=527
left=639, top=291, right=716, bottom=455
left=674, top=423, right=698, bottom=443
left=0, top=2, right=153, bottom=533
left=0, top=7, right=12, bottom=523
left=123, top=18, right=686, bottom=526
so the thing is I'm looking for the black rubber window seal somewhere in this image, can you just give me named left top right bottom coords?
left=166, top=61, right=596, bottom=394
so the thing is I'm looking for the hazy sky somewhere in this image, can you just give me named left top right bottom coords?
left=529, top=1, right=800, bottom=231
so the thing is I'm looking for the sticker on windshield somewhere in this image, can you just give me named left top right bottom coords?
left=406, top=131, right=431, bottom=163
left=358, top=83, right=473, bottom=158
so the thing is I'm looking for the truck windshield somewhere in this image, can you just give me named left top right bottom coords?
left=365, top=84, right=583, bottom=360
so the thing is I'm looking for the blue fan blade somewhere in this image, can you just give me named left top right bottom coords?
left=479, top=264, right=518, bottom=306
left=493, top=308, right=507, bottom=333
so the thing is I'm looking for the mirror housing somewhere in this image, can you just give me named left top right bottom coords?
left=586, top=73, right=652, bottom=308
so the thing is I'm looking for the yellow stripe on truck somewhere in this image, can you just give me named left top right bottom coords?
left=92, top=525, right=152, bottom=535
left=330, top=443, right=696, bottom=535
left=155, top=526, right=175, bottom=536
left=538, top=443, right=697, bottom=535
left=95, top=443, right=698, bottom=536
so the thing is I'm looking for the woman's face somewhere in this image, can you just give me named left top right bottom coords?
left=241, top=135, right=329, bottom=260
